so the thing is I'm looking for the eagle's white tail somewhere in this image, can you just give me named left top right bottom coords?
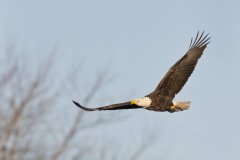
left=173, top=101, right=191, bottom=111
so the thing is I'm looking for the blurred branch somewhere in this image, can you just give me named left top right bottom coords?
left=0, top=48, right=58, bottom=160
left=129, top=127, right=161, bottom=160
left=0, top=64, right=17, bottom=89
left=51, top=68, right=113, bottom=160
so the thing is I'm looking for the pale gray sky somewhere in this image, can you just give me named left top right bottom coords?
left=1, top=0, right=240, bottom=159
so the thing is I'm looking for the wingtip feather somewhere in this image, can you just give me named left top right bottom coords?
left=72, top=100, right=97, bottom=111
left=189, top=31, right=211, bottom=49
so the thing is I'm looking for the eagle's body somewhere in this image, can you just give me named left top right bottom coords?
left=146, top=93, right=174, bottom=112
left=73, top=31, right=210, bottom=113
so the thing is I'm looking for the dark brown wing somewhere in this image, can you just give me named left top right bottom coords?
left=153, top=31, right=210, bottom=99
left=72, top=100, right=142, bottom=111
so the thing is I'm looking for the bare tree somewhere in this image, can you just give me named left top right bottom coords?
left=0, top=46, right=59, bottom=160
left=0, top=43, right=157, bottom=160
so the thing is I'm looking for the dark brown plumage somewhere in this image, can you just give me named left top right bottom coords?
left=72, top=101, right=141, bottom=111
left=73, top=31, right=210, bottom=112
left=154, top=31, right=210, bottom=98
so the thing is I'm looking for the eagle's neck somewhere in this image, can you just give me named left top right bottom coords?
left=138, top=97, right=152, bottom=108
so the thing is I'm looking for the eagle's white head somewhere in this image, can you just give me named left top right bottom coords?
left=131, top=97, right=152, bottom=108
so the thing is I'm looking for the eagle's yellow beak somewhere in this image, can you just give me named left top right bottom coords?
left=131, top=100, right=137, bottom=105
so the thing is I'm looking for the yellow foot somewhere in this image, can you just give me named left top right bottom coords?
left=170, top=105, right=184, bottom=112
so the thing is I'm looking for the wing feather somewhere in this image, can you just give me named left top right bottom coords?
left=154, top=31, right=210, bottom=99
left=72, top=100, right=142, bottom=111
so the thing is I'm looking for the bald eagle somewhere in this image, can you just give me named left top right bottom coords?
left=73, top=31, right=210, bottom=112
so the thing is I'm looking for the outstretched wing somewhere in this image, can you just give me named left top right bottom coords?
left=72, top=100, right=142, bottom=111
left=154, top=31, right=210, bottom=99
